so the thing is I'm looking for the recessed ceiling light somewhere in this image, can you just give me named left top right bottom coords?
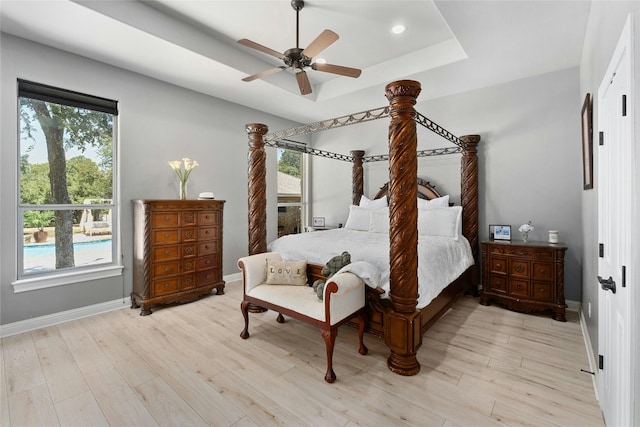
left=391, top=24, right=406, bottom=35
left=316, top=58, right=327, bottom=64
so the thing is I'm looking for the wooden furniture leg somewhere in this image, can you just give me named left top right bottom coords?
left=240, top=301, right=250, bottom=339
left=322, top=327, right=338, bottom=383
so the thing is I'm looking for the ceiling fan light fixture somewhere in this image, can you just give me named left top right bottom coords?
left=391, top=24, right=406, bottom=35
left=238, top=0, right=361, bottom=95
left=315, top=58, right=327, bottom=64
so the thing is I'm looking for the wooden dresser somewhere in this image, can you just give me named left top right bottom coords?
left=480, top=240, right=567, bottom=321
left=131, top=199, right=225, bottom=315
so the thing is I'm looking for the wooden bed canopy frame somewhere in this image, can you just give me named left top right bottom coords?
left=245, top=80, right=481, bottom=376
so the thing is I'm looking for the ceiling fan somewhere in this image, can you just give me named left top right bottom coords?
left=238, top=0, right=362, bottom=95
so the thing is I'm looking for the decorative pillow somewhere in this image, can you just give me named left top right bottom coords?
left=417, top=194, right=450, bottom=209
left=344, top=205, right=371, bottom=231
left=359, top=194, right=388, bottom=209
left=369, top=208, right=389, bottom=233
left=265, top=259, right=307, bottom=286
left=418, top=206, right=462, bottom=240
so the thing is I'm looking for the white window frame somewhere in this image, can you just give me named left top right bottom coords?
left=12, top=80, right=122, bottom=292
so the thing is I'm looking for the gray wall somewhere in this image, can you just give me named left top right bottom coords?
left=310, top=67, right=584, bottom=302
left=0, top=34, right=298, bottom=325
left=579, top=2, right=640, bottom=419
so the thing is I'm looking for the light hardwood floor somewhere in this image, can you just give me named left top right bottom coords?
left=1, top=281, right=604, bottom=427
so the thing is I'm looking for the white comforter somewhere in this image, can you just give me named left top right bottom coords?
left=268, top=228, right=474, bottom=309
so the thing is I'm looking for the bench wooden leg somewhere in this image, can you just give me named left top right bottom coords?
left=322, top=327, right=337, bottom=383
left=276, top=313, right=285, bottom=323
left=240, top=301, right=250, bottom=339
left=356, top=312, right=368, bottom=356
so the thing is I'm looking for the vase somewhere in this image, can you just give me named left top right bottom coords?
left=179, top=180, right=188, bottom=200
left=522, top=232, right=529, bottom=243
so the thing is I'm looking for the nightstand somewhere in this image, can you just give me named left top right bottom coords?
left=480, top=240, right=567, bottom=321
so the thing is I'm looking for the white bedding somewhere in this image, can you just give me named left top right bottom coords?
left=267, top=228, right=474, bottom=309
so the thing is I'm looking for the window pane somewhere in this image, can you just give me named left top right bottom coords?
left=19, top=100, right=113, bottom=205
left=22, top=209, right=113, bottom=275
left=278, top=205, right=302, bottom=237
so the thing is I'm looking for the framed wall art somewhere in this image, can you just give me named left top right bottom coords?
left=581, top=92, right=593, bottom=190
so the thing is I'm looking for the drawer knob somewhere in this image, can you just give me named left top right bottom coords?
left=496, top=263, right=501, bottom=268
left=164, top=267, right=170, bottom=272
left=164, top=250, right=170, bottom=255
left=205, top=230, right=210, bottom=235
left=206, top=260, right=211, bottom=265
left=539, top=269, right=545, bottom=273
left=515, top=284, right=522, bottom=290
left=164, top=215, right=170, bottom=221
left=515, top=265, right=524, bottom=273
left=185, top=247, right=193, bottom=254
left=186, top=232, right=193, bottom=238
left=164, top=283, right=170, bottom=288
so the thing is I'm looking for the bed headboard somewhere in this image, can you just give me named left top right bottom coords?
left=373, top=177, right=442, bottom=200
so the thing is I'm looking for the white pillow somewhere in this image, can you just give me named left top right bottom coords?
left=418, top=206, right=462, bottom=240
left=417, top=194, right=449, bottom=209
left=369, top=208, right=389, bottom=233
left=344, top=205, right=371, bottom=231
left=359, top=195, right=388, bottom=209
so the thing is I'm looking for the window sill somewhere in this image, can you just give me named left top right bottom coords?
left=11, top=265, right=124, bottom=293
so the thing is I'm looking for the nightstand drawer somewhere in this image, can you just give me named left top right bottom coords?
left=490, top=257, right=507, bottom=274
left=153, top=278, right=179, bottom=296
left=509, top=260, right=529, bottom=277
left=532, top=282, right=553, bottom=300
left=508, top=279, right=529, bottom=297
left=489, top=275, right=507, bottom=292
left=532, top=262, right=553, bottom=280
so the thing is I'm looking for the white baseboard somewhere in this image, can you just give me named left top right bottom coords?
left=1, top=274, right=243, bottom=338
left=566, top=299, right=580, bottom=312
left=579, top=306, right=599, bottom=401
left=1, top=297, right=131, bottom=338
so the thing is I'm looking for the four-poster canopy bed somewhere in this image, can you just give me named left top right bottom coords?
left=244, top=79, right=481, bottom=376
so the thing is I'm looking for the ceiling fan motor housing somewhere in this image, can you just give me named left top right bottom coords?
left=284, top=48, right=312, bottom=68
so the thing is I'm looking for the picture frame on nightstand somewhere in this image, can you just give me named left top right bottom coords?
left=489, top=224, right=511, bottom=241
left=312, top=216, right=325, bottom=227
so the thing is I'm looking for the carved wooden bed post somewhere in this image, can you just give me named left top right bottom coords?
left=460, top=135, right=481, bottom=265
left=351, top=150, right=365, bottom=205
left=245, top=123, right=269, bottom=255
left=384, top=80, right=422, bottom=376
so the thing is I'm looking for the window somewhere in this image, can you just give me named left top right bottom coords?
left=277, top=148, right=304, bottom=237
left=17, top=80, right=119, bottom=282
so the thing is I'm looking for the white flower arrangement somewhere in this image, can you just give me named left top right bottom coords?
left=518, top=221, right=534, bottom=234
left=519, top=220, right=534, bottom=242
left=169, top=157, right=199, bottom=199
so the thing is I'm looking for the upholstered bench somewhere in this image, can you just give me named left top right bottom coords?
left=237, top=252, right=368, bottom=383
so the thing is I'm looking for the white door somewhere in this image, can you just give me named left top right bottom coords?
left=597, top=15, right=634, bottom=427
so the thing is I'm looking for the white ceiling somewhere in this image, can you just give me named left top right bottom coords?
left=0, top=0, right=591, bottom=123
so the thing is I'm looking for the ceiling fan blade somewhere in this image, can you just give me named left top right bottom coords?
left=238, top=38, right=286, bottom=60
left=311, top=63, right=362, bottom=78
left=301, top=29, right=339, bottom=58
left=242, top=66, right=287, bottom=82
left=295, top=70, right=312, bottom=95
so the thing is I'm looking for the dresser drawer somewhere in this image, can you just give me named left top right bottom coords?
left=153, top=245, right=180, bottom=261
left=532, top=282, right=553, bottom=301
left=198, top=211, right=219, bottom=225
left=508, top=279, right=529, bottom=297
left=153, top=278, right=179, bottom=296
left=153, top=229, right=180, bottom=245
left=196, top=255, right=219, bottom=271
left=197, top=269, right=221, bottom=285
left=198, top=241, right=219, bottom=256
left=153, top=261, right=180, bottom=277
left=532, top=250, right=554, bottom=260
left=152, top=212, right=180, bottom=228
left=532, top=262, right=553, bottom=281
left=182, top=243, right=196, bottom=258
left=182, top=274, right=196, bottom=290
left=509, top=260, right=529, bottom=277
left=182, top=258, right=196, bottom=273
left=198, top=226, right=219, bottom=241
left=182, top=211, right=197, bottom=225
left=182, top=227, right=197, bottom=241
left=490, top=257, right=507, bottom=274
